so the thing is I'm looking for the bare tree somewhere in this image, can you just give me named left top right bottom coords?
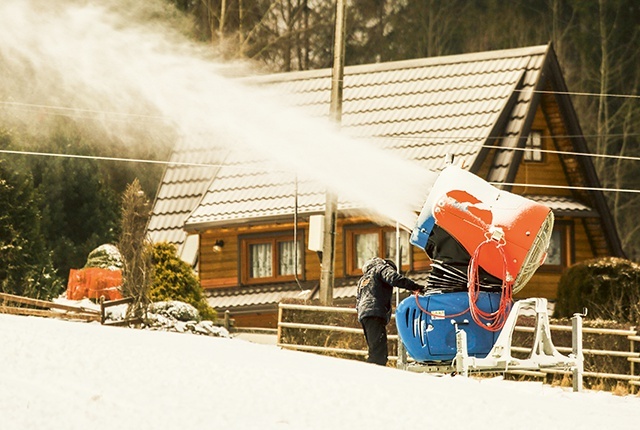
left=118, top=179, right=153, bottom=320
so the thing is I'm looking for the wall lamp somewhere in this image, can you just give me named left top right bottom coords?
left=212, top=239, right=225, bottom=253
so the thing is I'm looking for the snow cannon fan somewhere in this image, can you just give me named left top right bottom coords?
left=410, top=164, right=554, bottom=294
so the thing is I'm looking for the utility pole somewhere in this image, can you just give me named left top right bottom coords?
left=395, top=222, right=407, bottom=369
left=319, top=0, right=346, bottom=306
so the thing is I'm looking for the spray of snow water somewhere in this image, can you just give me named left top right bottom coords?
left=0, top=0, right=437, bottom=230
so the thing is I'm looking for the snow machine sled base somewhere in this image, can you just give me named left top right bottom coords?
left=397, top=297, right=585, bottom=391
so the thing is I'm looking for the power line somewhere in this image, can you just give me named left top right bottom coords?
left=521, top=88, right=640, bottom=100
left=0, top=148, right=222, bottom=169
left=376, top=138, right=640, bottom=163
left=0, top=101, right=166, bottom=121
left=479, top=143, right=640, bottom=163
left=4, top=100, right=640, bottom=142
left=2, top=147, right=640, bottom=195
left=1, top=81, right=639, bottom=122
left=378, top=132, right=640, bottom=141
left=495, top=182, right=640, bottom=195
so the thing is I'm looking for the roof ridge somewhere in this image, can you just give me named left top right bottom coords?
left=245, top=44, right=549, bottom=84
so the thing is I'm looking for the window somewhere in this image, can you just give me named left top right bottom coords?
left=544, top=229, right=562, bottom=266
left=541, top=222, right=571, bottom=271
left=345, top=226, right=411, bottom=275
left=242, top=233, right=303, bottom=284
left=384, top=230, right=410, bottom=267
left=524, top=130, right=543, bottom=162
left=354, top=231, right=379, bottom=270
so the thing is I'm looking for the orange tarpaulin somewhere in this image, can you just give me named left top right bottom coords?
left=67, top=268, right=123, bottom=301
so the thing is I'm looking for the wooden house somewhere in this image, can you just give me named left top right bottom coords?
left=147, top=44, right=624, bottom=328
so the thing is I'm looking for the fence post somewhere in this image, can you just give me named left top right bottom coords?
left=631, top=326, right=636, bottom=394
left=99, top=296, right=106, bottom=324
left=223, top=310, right=231, bottom=331
left=277, top=304, right=283, bottom=345
left=571, top=311, right=585, bottom=392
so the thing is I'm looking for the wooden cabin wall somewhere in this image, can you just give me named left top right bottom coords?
left=510, top=106, right=601, bottom=299
left=199, top=218, right=347, bottom=289
left=511, top=108, right=571, bottom=197
left=200, top=230, right=240, bottom=288
left=199, top=215, right=428, bottom=289
left=519, top=216, right=596, bottom=300
left=231, top=312, right=278, bottom=329
left=199, top=221, right=317, bottom=288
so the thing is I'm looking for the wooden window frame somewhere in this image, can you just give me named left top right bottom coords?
left=344, top=225, right=412, bottom=276
left=524, top=130, right=544, bottom=163
left=539, top=221, right=572, bottom=272
left=240, top=232, right=304, bottom=285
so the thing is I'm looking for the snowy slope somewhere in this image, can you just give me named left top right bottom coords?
left=1, top=313, right=639, bottom=430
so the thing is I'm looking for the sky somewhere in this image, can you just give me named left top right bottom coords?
left=1, top=312, right=639, bottom=430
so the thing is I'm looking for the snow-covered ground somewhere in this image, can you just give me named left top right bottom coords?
left=1, top=313, right=639, bottom=430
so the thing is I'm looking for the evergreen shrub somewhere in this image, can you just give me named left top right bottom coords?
left=554, top=257, right=640, bottom=324
left=150, top=242, right=216, bottom=321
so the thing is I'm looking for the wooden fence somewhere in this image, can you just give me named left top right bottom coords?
left=0, top=292, right=101, bottom=322
left=277, top=302, right=640, bottom=392
left=0, top=292, right=235, bottom=330
left=1, top=292, right=139, bottom=326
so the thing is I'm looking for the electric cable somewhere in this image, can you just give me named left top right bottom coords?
left=2, top=147, right=640, bottom=194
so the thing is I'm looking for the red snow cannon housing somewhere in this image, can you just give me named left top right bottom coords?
left=433, top=189, right=553, bottom=293
left=66, top=268, right=123, bottom=301
left=411, top=165, right=554, bottom=294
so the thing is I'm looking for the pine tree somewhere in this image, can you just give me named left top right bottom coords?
left=0, top=132, right=62, bottom=299
left=31, top=130, right=120, bottom=283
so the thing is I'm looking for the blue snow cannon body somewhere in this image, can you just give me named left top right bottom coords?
left=395, top=291, right=502, bottom=362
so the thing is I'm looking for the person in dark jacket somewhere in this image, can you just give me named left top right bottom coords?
left=356, top=257, right=423, bottom=365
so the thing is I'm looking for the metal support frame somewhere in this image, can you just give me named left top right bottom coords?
left=452, top=298, right=583, bottom=391
left=405, top=298, right=584, bottom=391
left=571, top=310, right=585, bottom=392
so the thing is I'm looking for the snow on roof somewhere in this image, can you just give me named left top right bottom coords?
left=148, top=44, right=551, bottom=246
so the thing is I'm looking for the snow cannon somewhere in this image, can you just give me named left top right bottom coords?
left=410, top=165, right=554, bottom=294
left=395, top=291, right=502, bottom=362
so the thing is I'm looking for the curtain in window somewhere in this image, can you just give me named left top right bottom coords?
left=355, top=233, right=378, bottom=270
left=384, top=230, right=410, bottom=266
left=279, top=241, right=301, bottom=276
left=544, top=229, right=562, bottom=265
left=250, top=243, right=272, bottom=278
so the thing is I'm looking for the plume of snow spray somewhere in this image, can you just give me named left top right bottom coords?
left=0, top=0, right=436, bottom=230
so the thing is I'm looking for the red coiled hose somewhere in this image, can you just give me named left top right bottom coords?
left=466, top=235, right=513, bottom=332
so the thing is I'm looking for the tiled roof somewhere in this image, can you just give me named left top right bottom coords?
left=174, top=45, right=550, bottom=232
left=526, top=195, right=596, bottom=216
left=147, top=140, right=228, bottom=247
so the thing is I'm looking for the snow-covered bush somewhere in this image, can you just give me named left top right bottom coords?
left=85, top=244, right=123, bottom=270
left=146, top=301, right=229, bottom=337
left=103, top=300, right=229, bottom=338
left=149, top=300, right=199, bottom=321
